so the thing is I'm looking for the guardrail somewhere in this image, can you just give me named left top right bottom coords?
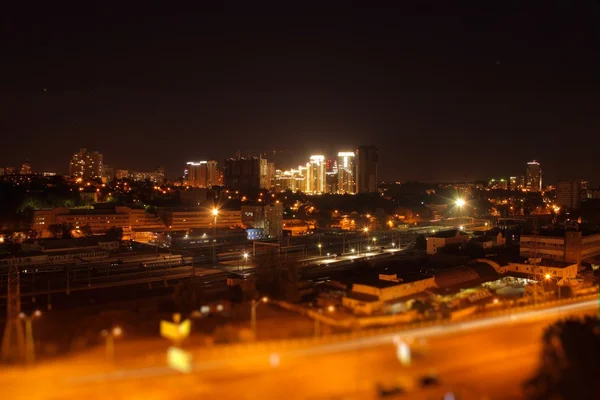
left=194, top=293, right=598, bottom=358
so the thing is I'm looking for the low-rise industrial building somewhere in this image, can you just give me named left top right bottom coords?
left=520, top=230, right=600, bottom=264
left=32, top=206, right=165, bottom=237
left=426, top=229, right=470, bottom=254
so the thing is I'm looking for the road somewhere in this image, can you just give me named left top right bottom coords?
left=0, top=299, right=596, bottom=399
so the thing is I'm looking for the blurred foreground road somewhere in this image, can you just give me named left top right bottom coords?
left=0, top=299, right=597, bottom=400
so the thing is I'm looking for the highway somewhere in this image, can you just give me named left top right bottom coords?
left=0, top=298, right=596, bottom=399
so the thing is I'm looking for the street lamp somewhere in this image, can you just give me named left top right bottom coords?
left=211, top=208, right=219, bottom=263
left=456, top=198, right=465, bottom=228
left=318, top=243, right=322, bottom=257
left=19, top=310, right=41, bottom=364
left=243, top=253, right=249, bottom=267
left=327, top=305, right=335, bottom=313
left=101, top=326, right=122, bottom=362
left=251, top=296, right=268, bottom=338
left=544, top=274, right=562, bottom=300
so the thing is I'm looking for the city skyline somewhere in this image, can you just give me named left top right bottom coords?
left=1, top=4, right=597, bottom=183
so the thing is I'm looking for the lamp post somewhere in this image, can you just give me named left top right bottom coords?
left=19, top=310, right=41, bottom=364
left=455, top=198, right=465, bottom=229
left=250, top=296, right=268, bottom=338
left=318, top=243, right=322, bottom=257
left=243, top=253, right=249, bottom=268
left=544, top=274, right=562, bottom=300
left=211, top=208, right=219, bottom=263
left=101, top=326, right=122, bottom=362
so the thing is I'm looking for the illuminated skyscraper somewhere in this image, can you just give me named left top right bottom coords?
left=337, top=151, right=356, bottom=194
left=306, top=155, right=325, bottom=194
left=526, top=160, right=542, bottom=192
left=356, top=145, right=378, bottom=193
left=186, top=161, right=220, bottom=187
left=69, top=149, right=103, bottom=179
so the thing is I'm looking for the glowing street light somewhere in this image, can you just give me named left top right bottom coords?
left=363, top=227, right=369, bottom=233
left=327, top=305, right=335, bottom=313
left=211, top=208, right=219, bottom=216
left=243, top=252, right=249, bottom=267
left=318, top=243, right=322, bottom=257
left=251, top=296, right=269, bottom=338
left=350, top=248, right=355, bottom=253
left=455, top=198, right=465, bottom=208
left=19, top=310, right=42, bottom=364
left=101, top=326, right=123, bottom=362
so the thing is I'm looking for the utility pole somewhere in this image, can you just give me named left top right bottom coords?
left=529, top=217, right=541, bottom=304
left=1, top=264, right=25, bottom=362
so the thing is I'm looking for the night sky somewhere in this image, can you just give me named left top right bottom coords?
left=1, top=3, right=598, bottom=183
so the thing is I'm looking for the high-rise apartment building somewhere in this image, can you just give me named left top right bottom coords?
left=356, top=145, right=378, bottom=193
left=186, top=161, right=220, bottom=188
left=69, top=149, right=103, bottom=179
left=509, top=176, right=524, bottom=191
left=556, top=180, right=582, bottom=210
left=306, top=155, right=325, bottom=194
left=224, top=157, right=262, bottom=191
left=20, top=160, right=32, bottom=175
left=526, top=160, right=542, bottom=192
left=337, top=151, right=356, bottom=194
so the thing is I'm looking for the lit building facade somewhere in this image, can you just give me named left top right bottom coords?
left=356, top=145, right=378, bottom=193
left=241, top=202, right=284, bottom=238
left=20, top=160, right=32, bottom=175
left=69, top=149, right=104, bottom=179
left=32, top=206, right=166, bottom=237
left=337, top=151, right=356, bottom=194
left=186, top=161, right=220, bottom=187
left=130, top=167, right=165, bottom=184
left=526, top=161, right=542, bottom=192
left=159, top=208, right=242, bottom=231
left=306, top=155, right=325, bottom=194
left=272, top=168, right=306, bottom=192
left=520, top=231, right=600, bottom=264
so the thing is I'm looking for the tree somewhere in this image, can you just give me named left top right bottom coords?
left=48, top=224, right=63, bottom=239
left=524, top=317, right=600, bottom=400
left=105, top=226, right=123, bottom=241
left=172, top=279, right=205, bottom=313
left=80, top=224, right=93, bottom=237
left=60, top=222, right=74, bottom=239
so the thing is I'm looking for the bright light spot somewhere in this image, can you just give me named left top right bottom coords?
left=200, top=305, right=210, bottom=314
left=112, top=326, right=123, bottom=337
left=212, top=208, right=219, bottom=216
left=396, top=342, right=411, bottom=366
left=18, top=312, right=25, bottom=319
left=34, top=310, right=42, bottom=318
left=243, top=253, right=249, bottom=259
left=327, top=305, right=335, bottom=313
left=443, top=393, right=456, bottom=400
left=261, top=296, right=269, bottom=303
left=456, top=198, right=465, bottom=207
left=493, top=298, right=499, bottom=304
left=459, top=225, right=464, bottom=231
left=350, top=248, right=355, bottom=253
left=269, top=353, right=280, bottom=367
left=545, top=274, right=551, bottom=279
left=216, top=304, right=224, bottom=312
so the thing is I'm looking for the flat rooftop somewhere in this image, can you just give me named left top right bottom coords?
left=352, top=272, right=432, bottom=289
left=513, top=257, right=576, bottom=269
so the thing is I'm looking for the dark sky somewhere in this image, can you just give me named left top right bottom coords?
left=1, top=3, right=598, bottom=184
